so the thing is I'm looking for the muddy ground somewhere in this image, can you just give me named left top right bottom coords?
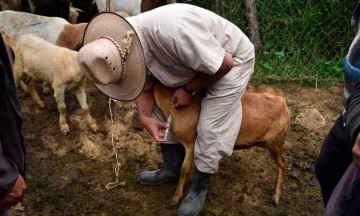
left=9, top=80, right=344, bottom=216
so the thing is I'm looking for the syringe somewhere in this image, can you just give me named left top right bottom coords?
left=164, top=114, right=172, bottom=141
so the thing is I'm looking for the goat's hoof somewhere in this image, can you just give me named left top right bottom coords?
left=91, top=125, right=99, bottom=133
left=60, top=125, right=70, bottom=135
left=37, top=101, right=45, bottom=108
left=169, top=198, right=180, bottom=207
left=272, top=195, right=280, bottom=206
left=89, top=121, right=99, bottom=133
left=42, top=88, right=51, bottom=95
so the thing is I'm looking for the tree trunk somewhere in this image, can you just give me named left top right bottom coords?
left=244, top=0, right=263, bottom=55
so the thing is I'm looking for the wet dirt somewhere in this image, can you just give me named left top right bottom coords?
left=10, top=81, right=344, bottom=216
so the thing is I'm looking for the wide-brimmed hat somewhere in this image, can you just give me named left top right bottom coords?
left=78, top=12, right=145, bottom=101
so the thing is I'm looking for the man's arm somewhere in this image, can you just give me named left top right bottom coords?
left=171, top=52, right=234, bottom=108
left=135, top=89, right=168, bottom=142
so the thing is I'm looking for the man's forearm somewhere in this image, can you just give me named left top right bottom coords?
left=183, top=52, right=234, bottom=92
left=135, top=90, right=156, bottom=121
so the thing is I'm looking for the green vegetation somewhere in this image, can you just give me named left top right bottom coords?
left=179, top=0, right=357, bottom=86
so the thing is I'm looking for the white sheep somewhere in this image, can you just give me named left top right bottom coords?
left=4, top=33, right=98, bottom=135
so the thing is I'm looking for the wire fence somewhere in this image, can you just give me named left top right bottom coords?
left=179, top=0, right=358, bottom=86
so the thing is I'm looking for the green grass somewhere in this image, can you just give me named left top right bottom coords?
left=179, top=0, right=357, bottom=86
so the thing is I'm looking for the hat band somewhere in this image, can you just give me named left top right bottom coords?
left=98, top=31, right=134, bottom=81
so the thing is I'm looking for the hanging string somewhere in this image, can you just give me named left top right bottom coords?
left=106, top=98, right=126, bottom=189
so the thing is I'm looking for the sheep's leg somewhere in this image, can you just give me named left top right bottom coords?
left=268, top=143, right=286, bottom=206
left=27, top=79, right=45, bottom=108
left=171, top=144, right=194, bottom=206
left=74, top=87, right=98, bottom=133
left=53, top=87, right=69, bottom=134
left=42, top=81, right=51, bottom=94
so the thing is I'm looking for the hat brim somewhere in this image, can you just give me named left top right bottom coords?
left=82, top=12, right=146, bottom=101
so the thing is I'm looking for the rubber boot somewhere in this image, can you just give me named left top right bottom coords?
left=177, top=166, right=212, bottom=216
left=137, top=144, right=185, bottom=185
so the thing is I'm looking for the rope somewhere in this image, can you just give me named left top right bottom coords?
left=106, top=98, right=126, bottom=189
left=99, top=31, right=134, bottom=81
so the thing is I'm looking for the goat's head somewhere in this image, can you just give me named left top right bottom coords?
left=69, top=3, right=84, bottom=24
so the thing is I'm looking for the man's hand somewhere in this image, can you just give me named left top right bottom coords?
left=353, top=133, right=360, bottom=169
left=0, top=175, right=26, bottom=209
left=171, top=87, right=192, bottom=108
left=141, top=116, right=169, bottom=142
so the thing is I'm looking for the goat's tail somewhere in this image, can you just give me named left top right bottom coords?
left=1, top=32, right=16, bottom=49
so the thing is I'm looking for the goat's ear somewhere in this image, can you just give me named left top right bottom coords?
left=70, top=4, right=84, bottom=13
left=74, top=7, right=84, bottom=13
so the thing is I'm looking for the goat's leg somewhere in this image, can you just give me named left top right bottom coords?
left=12, top=56, right=23, bottom=88
left=267, top=143, right=286, bottom=206
left=75, top=87, right=98, bottom=133
left=6, top=45, right=13, bottom=66
left=19, top=79, right=29, bottom=93
left=42, top=81, right=51, bottom=94
left=171, top=144, right=194, bottom=206
left=53, top=87, right=69, bottom=134
left=27, top=79, right=45, bottom=108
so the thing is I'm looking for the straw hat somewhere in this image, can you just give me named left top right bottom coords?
left=78, top=12, right=145, bottom=101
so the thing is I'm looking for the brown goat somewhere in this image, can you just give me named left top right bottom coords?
left=154, top=82, right=290, bottom=206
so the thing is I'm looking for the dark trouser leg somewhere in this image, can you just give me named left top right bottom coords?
left=315, top=115, right=353, bottom=206
left=0, top=209, right=8, bottom=216
left=137, top=144, right=185, bottom=185
left=342, top=180, right=360, bottom=215
left=177, top=166, right=212, bottom=216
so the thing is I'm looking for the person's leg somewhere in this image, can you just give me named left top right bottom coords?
left=137, top=143, right=185, bottom=185
left=324, top=163, right=360, bottom=216
left=315, top=114, right=353, bottom=206
left=0, top=209, right=8, bottom=216
left=343, top=183, right=360, bottom=216
left=178, top=56, right=254, bottom=216
left=177, top=166, right=211, bottom=216
left=137, top=105, right=185, bottom=185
